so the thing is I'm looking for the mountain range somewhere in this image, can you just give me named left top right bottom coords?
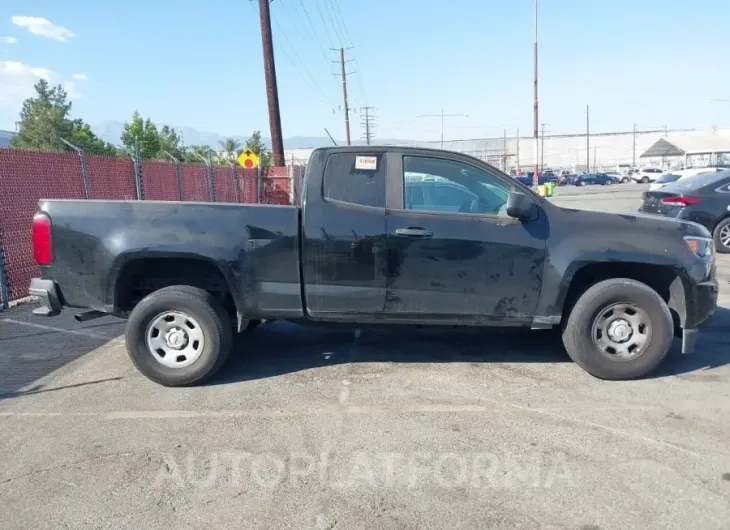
left=91, top=121, right=406, bottom=150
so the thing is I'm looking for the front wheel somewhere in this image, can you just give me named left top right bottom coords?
left=125, top=285, right=233, bottom=386
left=621, top=177, right=630, bottom=183
left=712, top=217, right=730, bottom=253
left=562, top=278, right=673, bottom=380
left=641, top=176, right=650, bottom=183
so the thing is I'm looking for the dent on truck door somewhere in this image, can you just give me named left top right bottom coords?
left=385, top=155, right=548, bottom=322
left=302, top=151, right=388, bottom=315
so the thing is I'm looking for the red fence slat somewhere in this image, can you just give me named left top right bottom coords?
left=88, top=156, right=136, bottom=200
left=142, top=161, right=180, bottom=201
left=179, top=163, right=209, bottom=202
left=0, top=150, right=86, bottom=301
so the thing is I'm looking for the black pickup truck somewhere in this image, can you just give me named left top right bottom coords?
left=30, top=146, right=718, bottom=385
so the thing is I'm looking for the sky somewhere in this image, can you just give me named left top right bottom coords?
left=1, top=0, right=729, bottom=142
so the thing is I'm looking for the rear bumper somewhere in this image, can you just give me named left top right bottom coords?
left=28, top=278, right=62, bottom=316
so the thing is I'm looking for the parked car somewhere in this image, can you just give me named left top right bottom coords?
left=632, top=168, right=665, bottom=183
left=603, top=171, right=627, bottom=183
left=29, top=146, right=717, bottom=385
left=639, top=168, right=730, bottom=252
left=648, top=167, right=722, bottom=191
left=573, top=173, right=620, bottom=186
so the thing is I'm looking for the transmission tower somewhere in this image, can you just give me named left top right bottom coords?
left=360, top=106, right=376, bottom=145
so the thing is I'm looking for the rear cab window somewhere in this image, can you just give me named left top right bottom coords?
left=323, top=153, right=386, bottom=208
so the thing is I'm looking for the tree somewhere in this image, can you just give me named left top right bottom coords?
left=11, top=79, right=118, bottom=156
left=182, top=145, right=213, bottom=164
left=121, top=111, right=161, bottom=159
left=70, top=121, right=121, bottom=157
left=218, top=138, right=242, bottom=163
left=11, top=80, right=74, bottom=151
left=245, top=130, right=272, bottom=167
left=159, top=125, right=183, bottom=160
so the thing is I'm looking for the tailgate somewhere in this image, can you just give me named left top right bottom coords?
left=639, top=191, right=679, bottom=215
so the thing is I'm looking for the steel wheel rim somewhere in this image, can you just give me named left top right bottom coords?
left=591, top=303, right=651, bottom=360
left=145, top=311, right=205, bottom=368
left=720, top=225, right=730, bottom=248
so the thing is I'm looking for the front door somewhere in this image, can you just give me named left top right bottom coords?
left=385, top=154, right=548, bottom=323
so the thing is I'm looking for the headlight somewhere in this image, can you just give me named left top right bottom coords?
left=684, top=236, right=714, bottom=262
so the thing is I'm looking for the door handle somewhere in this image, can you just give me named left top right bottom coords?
left=394, top=227, right=433, bottom=238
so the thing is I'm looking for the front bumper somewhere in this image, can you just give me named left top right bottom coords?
left=29, top=278, right=62, bottom=316
left=681, top=277, right=719, bottom=354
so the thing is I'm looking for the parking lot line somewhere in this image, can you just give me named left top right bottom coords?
left=2, top=318, right=109, bottom=340
left=417, top=384, right=703, bottom=458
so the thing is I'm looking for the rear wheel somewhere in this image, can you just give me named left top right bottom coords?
left=125, top=285, right=233, bottom=386
left=562, top=278, right=673, bottom=380
left=712, top=217, right=730, bottom=253
left=621, top=177, right=630, bottom=183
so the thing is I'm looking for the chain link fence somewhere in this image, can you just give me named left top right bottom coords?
left=0, top=147, right=304, bottom=308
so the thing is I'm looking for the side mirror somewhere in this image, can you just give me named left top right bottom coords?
left=506, top=190, right=535, bottom=221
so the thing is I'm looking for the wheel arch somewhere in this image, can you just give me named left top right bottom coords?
left=558, top=261, right=688, bottom=331
left=108, top=253, right=243, bottom=324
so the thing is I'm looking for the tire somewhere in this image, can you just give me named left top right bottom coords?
left=579, top=181, right=586, bottom=187
left=561, top=278, right=673, bottom=380
left=641, top=176, right=650, bottom=183
left=621, top=177, right=630, bottom=183
left=712, top=217, right=730, bottom=253
left=125, top=285, right=233, bottom=386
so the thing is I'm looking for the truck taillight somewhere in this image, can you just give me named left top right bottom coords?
left=32, top=213, right=52, bottom=265
left=661, top=195, right=702, bottom=207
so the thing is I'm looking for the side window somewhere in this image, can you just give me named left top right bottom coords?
left=323, top=153, right=385, bottom=208
left=402, top=156, right=511, bottom=216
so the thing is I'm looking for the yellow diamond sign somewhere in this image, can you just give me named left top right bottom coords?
left=237, top=149, right=259, bottom=169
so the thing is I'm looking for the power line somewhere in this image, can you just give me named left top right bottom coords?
left=278, top=0, right=331, bottom=66
left=416, top=109, right=468, bottom=148
left=323, top=0, right=367, bottom=105
left=264, top=6, right=336, bottom=107
left=321, top=0, right=347, bottom=46
left=295, top=0, right=332, bottom=65
left=315, top=0, right=338, bottom=49
left=329, top=0, right=355, bottom=47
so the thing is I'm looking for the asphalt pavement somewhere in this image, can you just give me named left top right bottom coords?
left=1, top=185, right=729, bottom=529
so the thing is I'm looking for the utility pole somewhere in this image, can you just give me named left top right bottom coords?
left=416, top=109, right=468, bottom=148
left=361, top=106, right=376, bottom=145
left=516, top=128, right=520, bottom=172
left=632, top=123, right=637, bottom=168
left=258, top=0, right=285, bottom=166
left=539, top=124, right=544, bottom=171
left=533, top=0, right=539, bottom=186
left=586, top=105, right=590, bottom=173
left=333, top=47, right=353, bottom=145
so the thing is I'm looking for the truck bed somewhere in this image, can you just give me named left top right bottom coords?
left=37, top=199, right=303, bottom=320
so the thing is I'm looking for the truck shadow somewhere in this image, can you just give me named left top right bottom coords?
left=213, top=306, right=730, bottom=384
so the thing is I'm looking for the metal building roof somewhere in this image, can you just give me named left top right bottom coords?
left=641, top=134, right=730, bottom=158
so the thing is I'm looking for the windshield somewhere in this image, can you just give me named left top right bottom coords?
left=654, top=173, right=680, bottom=184
left=662, top=169, right=730, bottom=192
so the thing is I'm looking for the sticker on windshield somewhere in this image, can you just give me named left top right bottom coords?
left=355, top=155, right=377, bottom=171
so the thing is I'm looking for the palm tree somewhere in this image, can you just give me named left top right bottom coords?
left=219, top=138, right=242, bottom=163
